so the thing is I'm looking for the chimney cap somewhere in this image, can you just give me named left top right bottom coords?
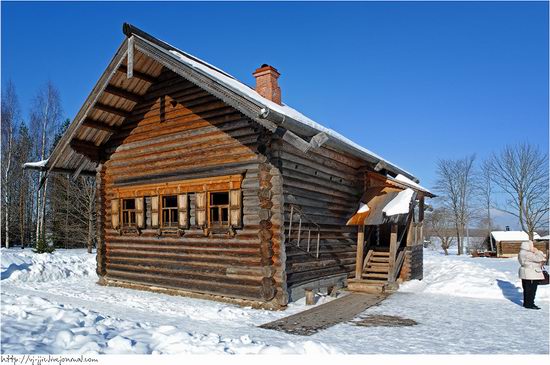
left=253, top=64, right=280, bottom=77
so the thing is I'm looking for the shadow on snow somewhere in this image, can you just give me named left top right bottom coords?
left=1, top=263, right=31, bottom=280
left=496, top=279, right=523, bottom=306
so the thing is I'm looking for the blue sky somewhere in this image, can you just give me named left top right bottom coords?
left=2, top=1, right=548, bottom=228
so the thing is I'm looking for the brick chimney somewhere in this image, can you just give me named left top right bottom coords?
left=253, top=64, right=281, bottom=105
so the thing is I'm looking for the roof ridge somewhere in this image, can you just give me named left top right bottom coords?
left=123, top=23, right=236, bottom=80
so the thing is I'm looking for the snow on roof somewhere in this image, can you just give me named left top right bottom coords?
left=23, top=159, right=48, bottom=169
left=490, top=231, right=540, bottom=242
left=393, top=174, right=433, bottom=195
left=383, top=188, right=414, bottom=216
left=166, top=47, right=415, bottom=180
left=538, top=235, right=550, bottom=240
left=357, top=202, right=370, bottom=213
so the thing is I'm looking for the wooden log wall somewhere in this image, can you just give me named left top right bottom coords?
left=399, top=245, right=423, bottom=281
left=272, top=140, right=364, bottom=295
left=99, top=68, right=284, bottom=307
left=498, top=241, right=548, bottom=257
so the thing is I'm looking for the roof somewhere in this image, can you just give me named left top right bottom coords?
left=347, top=185, right=416, bottom=226
left=490, top=231, right=541, bottom=242
left=38, top=23, right=423, bottom=185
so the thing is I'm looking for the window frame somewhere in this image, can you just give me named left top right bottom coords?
left=160, top=194, right=179, bottom=228
left=208, top=190, right=230, bottom=228
left=121, top=198, right=137, bottom=228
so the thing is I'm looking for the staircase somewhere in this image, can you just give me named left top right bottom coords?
left=362, top=249, right=390, bottom=283
left=347, top=248, right=395, bottom=294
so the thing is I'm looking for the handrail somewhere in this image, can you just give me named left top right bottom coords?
left=286, top=203, right=322, bottom=259
left=362, top=227, right=375, bottom=270
left=363, top=249, right=374, bottom=270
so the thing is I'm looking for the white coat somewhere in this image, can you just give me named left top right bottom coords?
left=518, top=241, right=546, bottom=280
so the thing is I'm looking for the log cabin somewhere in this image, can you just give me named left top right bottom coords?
left=489, top=231, right=546, bottom=258
left=27, top=24, right=434, bottom=309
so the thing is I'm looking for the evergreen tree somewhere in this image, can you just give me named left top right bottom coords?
left=33, top=232, right=54, bottom=254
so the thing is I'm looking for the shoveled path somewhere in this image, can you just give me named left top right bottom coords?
left=260, top=292, right=388, bottom=336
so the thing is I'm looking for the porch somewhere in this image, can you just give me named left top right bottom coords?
left=346, top=173, right=433, bottom=294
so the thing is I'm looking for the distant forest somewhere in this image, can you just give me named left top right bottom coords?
left=1, top=80, right=96, bottom=252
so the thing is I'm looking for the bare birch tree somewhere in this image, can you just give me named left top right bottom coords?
left=426, top=207, right=455, bottom=255
left=49, top=174, right=96, bottom=252
left=29, top=81, right=62, bottom=243
left=488, top=143, right=549, bottom=240
left=474, top=159, right=495, bottom=251
left=14, top=123, right=34, bottom=248
left=435, top=155, right=476, bottom=255
left=1, top=81, right=20, bottom=248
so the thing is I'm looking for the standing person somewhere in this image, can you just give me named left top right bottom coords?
left=518, top=241, right=546, bottom=309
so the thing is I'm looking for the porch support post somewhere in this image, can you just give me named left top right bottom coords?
left=418, top=195, right=425, bottom=244
left=388, top=223, right=398, bottom=282
left=355, top=225, right=365, bottom=279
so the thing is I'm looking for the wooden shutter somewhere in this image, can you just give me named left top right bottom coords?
left=195, top=192, right=206, bottom=227
left=136, top=197, right=145, bottom=228
left=178, top=193, right=188, bottom=229
left=111, top=198, right=120, bottom=229
left=151, top=196, right=159, bottom=228
left=229, top=189, right=242, bottom=228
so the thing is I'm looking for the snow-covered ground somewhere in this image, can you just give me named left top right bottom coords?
left=1, top=248, right=548, bottom=354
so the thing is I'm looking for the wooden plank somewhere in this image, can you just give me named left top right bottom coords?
left=259, top=293, right=387, bottom=336
left=69, top=138, right=101, bottom=162
left=355, top=225, right=365, bottom=279
left=94, top=103, right=131, bottom=118
left=388, top=224, right=398, bottom=282
left=81, top=118, right=117, bottom=133
left=118, top=65, right=157, bottom=83
left=127, top=35, right=134, bottom=78
left=104, top=85, right=142, bottom=103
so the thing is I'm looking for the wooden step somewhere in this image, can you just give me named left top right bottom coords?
left=371, top=251, right=390, bottom=257
left=370, top=257, right=389, bottom=263
left=365, top=266, right=389, bottom=273
left=361, top=279, right=388, bottom=284
left=347, top=279, right=386, bottom=294
left=363, top=273, right=389, bottom=279
left=368, top=262, right=389, bottom=268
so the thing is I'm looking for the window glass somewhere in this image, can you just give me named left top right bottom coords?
left=211, top=192, right=229, bottom=205
left=162, top=195, right=178, bottom=227
left=209, top=192, right=229, bottom=227
left=122, top=199, right=136, bottom=227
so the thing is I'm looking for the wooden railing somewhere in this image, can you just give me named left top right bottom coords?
left=388, top=214, right=413, bottom=283
left=287, top=204, right=322, bottom=258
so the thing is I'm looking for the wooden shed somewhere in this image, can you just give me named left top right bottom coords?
left=29, top=24, right=433, bottom=309
left=490, top=231, right=545, bottom=257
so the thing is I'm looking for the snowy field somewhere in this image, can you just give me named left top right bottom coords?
left=1, top=247, right=548, bottom=355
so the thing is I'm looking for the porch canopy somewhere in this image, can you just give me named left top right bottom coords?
left=346, top=172, right=434, bottom=227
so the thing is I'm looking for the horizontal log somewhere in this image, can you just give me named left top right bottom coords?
left=106, top=261, right=263, bottom=285
left=106, top=269, right=266, bottom=301
left=107, top=249, right=261, bottom=267
left=106, top=243, right=259, bottom=256
left=286, top=264, right=354, bottom=286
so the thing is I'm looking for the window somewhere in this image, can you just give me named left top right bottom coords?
left=209, top=192, right=229, bottom=227
left=162, top=195, right=178, bottom=227
left=121, top=199, right=136, bottom=227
